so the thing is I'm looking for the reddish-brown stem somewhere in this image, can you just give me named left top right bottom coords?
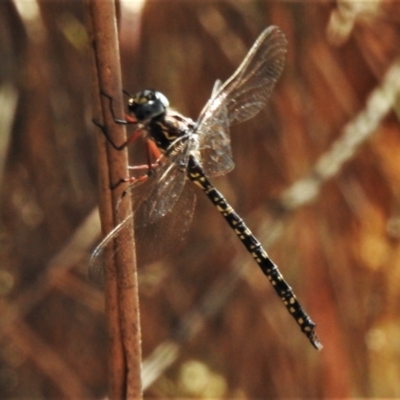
left=85, top=1, right=142, bottom=399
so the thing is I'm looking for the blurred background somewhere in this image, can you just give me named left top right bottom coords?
left=1, top=0, right=400, bottom=398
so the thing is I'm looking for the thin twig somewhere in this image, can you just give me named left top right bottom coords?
left=85, top=5, right=125, bottom=398
left=85, top=1, right=142, bottom=398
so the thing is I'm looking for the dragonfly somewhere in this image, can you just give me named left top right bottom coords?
left=91, top=26, right=322, bottom=350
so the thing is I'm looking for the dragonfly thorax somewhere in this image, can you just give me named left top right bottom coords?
left=146, top=110, right=195, bottom=152
left=128, top=89, right=169, bottom=121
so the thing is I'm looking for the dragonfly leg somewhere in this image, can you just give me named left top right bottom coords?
left=111, top=165, right=158, bottom=190
left=119, top=142, right=165, bottom=192
left=94, top=92, right=143, bottom=150
left=100, top=91, right=137, bottom=126
left=112, top=145, right=165, bottom=191
left=93, top=115, right=164, bottom=190
left=128, top=163, right=158, bottom=171
left=92, top=117, right=142, bottom=151
left=122, top=149, right=164, bottom=187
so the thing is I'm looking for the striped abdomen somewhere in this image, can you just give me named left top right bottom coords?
left=187, top=157, right=322, bottom=350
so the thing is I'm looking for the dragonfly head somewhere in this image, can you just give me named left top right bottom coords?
left=128, top=90, right=169, bottom=121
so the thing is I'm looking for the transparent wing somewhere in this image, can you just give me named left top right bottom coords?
left=89, top=213, right=133, bottom=284
left=124, top=135, right=193, bottom=227
left=196, top=95, right=234, bottom=178
left=89, top=182, right=196, bottom=284
left=196, top=26, right=287, bottom=177
left=211, top=79, right=223, bottom=97
left=134, top=182, right=196, bottom=267
left=89, top=136, right=196, bottom=284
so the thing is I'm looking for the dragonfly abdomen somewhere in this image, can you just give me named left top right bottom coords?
left=187, top=156, right=322, bottom=350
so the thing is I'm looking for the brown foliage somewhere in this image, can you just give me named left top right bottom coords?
left=1, top=0, right=400, bottom=398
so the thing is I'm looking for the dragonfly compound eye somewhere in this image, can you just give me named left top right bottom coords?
left=128, top=90, right=170, bottom=121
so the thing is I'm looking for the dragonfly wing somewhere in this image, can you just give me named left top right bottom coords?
left=196, top=26, right=287, bottom=177
left=89, top=211, right=134, bottom=285
left=197, top=103, right=234, bottom=178
left=135, top=182, right=196, bottom=267
left=196, top=79, right=234, bottom=178
left=89, top=139, right=195, bottom=283
left=89, top=183, right=196, bottom=283
left=211, top=79, right=223, bottom=97
left=131, top=137, right=192, bottom=227
left=211, top=25, right=287, bottom=126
